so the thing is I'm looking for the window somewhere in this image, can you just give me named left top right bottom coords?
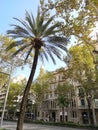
left=54, top=90, right=57, bottom=97
left=51, top=101, right=53, bottom=108
left=72, top=111, right=77, bottom=118
left=73, top=100, right=76, bottom=107
left=95, top=99, right=98, bottom=107
left=38, top=112, right=39, bottom=117
left=80, top=99, right=85, bottom=106
left=59, top=75, right=60, bottom=80
left=50, top=92, right=52, bottom=97
left=79, top=88, right=84, bottom=96
left=46, top=93, right=48, bottom=99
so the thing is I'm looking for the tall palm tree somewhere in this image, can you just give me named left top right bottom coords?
left=6, top=8, right=68, bottom=130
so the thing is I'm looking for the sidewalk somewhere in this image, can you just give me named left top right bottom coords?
left=0, top=121, right=95, bottom=130
left=0, top=123, right=35, bottom=130
left=1, top=122, right=16, bottom=130
left=1, top=123, right=34, bottom=130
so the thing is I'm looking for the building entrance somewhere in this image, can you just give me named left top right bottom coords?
left=52, top=112, right=56, bottom=122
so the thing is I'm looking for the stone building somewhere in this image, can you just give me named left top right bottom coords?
left=36, top=67, right=98, bottom=125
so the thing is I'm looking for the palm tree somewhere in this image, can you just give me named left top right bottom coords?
left=6, top=8, right=68, bottom=130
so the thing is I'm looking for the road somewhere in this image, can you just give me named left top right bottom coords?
left=1, top=121, right=93, bottom=130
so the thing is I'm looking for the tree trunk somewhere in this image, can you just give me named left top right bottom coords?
left=87, top=98, right=92, bottom=125
left=91, top=96, right=97, bottom=126
left=16, top=48, right=39, bottom=130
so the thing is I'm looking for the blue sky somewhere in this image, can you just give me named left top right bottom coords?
left=0, top=0, right=39, bottom=35
left=0, top=0, right=66, bottom=80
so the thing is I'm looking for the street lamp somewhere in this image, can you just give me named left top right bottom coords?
left=0, top=61, right=14, bottom=127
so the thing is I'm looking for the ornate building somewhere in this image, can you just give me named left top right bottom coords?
left=36, top=67, right=98, bottom=125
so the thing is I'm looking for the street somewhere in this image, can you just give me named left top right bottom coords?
left=0, top=121, right=93, bottom=130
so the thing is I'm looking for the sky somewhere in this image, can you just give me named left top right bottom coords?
left=0, top=0, right=39, bottom=34
left=0, top=0, right=66, bottom=80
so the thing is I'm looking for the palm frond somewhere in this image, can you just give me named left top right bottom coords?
left=42, top=15, right=55, bottom=32
left=25, top=11, right=37, bottom=36
left=39, top=48, right=49, bottom=62
left=39, top=51, right=44, bottom=63
left=45, top=44, right=62, bottom=60
left=48, top=45, right=62, bottom=59
left=47, top=36, right=68, bottom=44
left=36, top=8, right=44, bottom=37
left=24, top=46, right=33, bottom=63
left=7, top=26, right=30, bottom=39
left=13, top=17, right=33, bottom=34
left=47, top=36, right=68, bottom=53
left=11, top=44, right=31, bottom=57
left=43, top=22, right=61, bottom=37
left=44, top=46, right=56, bottom=64
left=36, top=7, right=41, bottom=26
left=30, top=12, right=36, bottom=27
left=53, top=43, right=68, bottom=53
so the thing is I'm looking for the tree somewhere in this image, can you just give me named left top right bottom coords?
left=41, top=0, right=98, bottom=125
left=32, top=66, right=53, bottom=119
left=40, top=0, right=98, bottom=63
left=65, top=44, right=95, bottom=83
left=6, top=82, right=24, bottom=119
left=0, top=72, right=9, bottom=87
left=66, top=44, right=98, bottom=126
left=6, top=8, right=68, bottom=130
left=56, top=83, right=72, bottom=122
left=0, top=35, right=15, bottom=74
left=0, top=35, right=25, bottom=77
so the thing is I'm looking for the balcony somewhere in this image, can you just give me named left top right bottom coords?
left=78, top=105, right=89, bottom=109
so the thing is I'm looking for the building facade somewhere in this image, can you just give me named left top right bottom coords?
left=36, top=68, right=98, bottom=125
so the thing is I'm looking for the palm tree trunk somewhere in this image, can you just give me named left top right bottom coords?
left=16, top=48, right=39, bottom=130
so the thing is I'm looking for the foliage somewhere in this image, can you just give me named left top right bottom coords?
left=0, top=72, right=9, bottom=86
left=0, top=35, right=26, bottom=86
left=70, top=45, right=94, bottom=68
left=65, top=42, right=98, bottom=126
left=32, top=70, right=52, bottom=103
left=67, top=44, right=98, bottom=97
left=7, top=81, right=25, bottom=112
left=0, top=35, right=15, bottom=75
left=26, top=98, right=33, bottom=113
left=0, top=35, right=15, bottom=60
left=56, top=82, right=73, bottom=122
left=40, top=0, right=98, bottom=64
left=64, top=44, right=95, bottom=83
left=69, top=44, right=97, bottom=85
left=6, top=8, right=68, bottom=65
left=56, top=82, right=72, bottom=107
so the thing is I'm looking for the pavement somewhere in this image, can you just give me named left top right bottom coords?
left=0, top=121, right=93, bottom=130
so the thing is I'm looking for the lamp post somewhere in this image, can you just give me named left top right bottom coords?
left=0, top=61, right=14, bottom=127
